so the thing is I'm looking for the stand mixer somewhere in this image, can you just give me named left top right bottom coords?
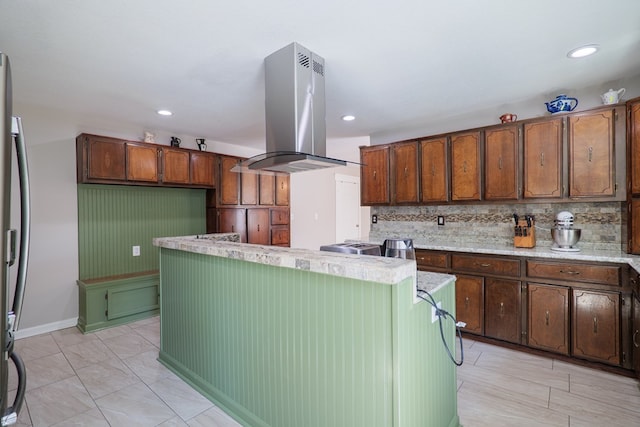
left=550, top=211, right=581, bottom=252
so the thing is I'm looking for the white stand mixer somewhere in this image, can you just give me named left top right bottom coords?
left=550, top=211, right=582, bottom=252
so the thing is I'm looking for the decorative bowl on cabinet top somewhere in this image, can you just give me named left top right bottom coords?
left=545, top=94, right=578, bottom=114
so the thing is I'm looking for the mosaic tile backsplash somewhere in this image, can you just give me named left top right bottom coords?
left=369, top=202, right=626, bottom=252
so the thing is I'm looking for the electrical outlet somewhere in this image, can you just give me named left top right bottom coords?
left=437, top=216, right=445, bottom=226
left=431, top=301, right=442, bottom=323
left=372, top=214, right=378, bottom=224
left=132, top=245, right=140, bottom=256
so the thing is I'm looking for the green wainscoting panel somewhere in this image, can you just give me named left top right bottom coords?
left=158, top=248, right=460, bottom=427
left=77, top=184, right=205, bottom=279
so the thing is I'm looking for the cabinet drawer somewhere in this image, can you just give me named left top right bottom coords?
left=271, top=227, right=290, bottom=246
left=415, top=250, right=449, bottom=270
left=271, top=208, right=289, bottom=225
left=451, top=254, right=520, bottom=277
left=527, top=260, right=620, bottom=286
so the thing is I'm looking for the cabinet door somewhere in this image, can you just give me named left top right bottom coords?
left=392, top=142, right=419, bottom=203
left=455, top=274, right=484, bottom=334
left=241, top=173, right=258, bottom=205
left=484, top=126, right=518, bottom=200
left=420, top=137, right=448, bottom=202
left=190, top=152, right=215, bottom=187
left=633, top=294, right=640, bottom=376
left=572, top=289, right=620, bottom=365
left=523, top=119, right=563, bottom=198
left=527, top=283, right=569, bottom=355
left=219, top=156, right=240, bottom=205
left=629, top=101, right=640, bottom=195
left=360, top=146, right=390, bottom=205
left=451, top=132, right=481, bottom=201
left=568, top=109, right=615, bottom=197
left=275, top=175, right=290, bottom=206
left=218, top=208, right=247, bottom=242
left=484, top=278, right=521, bottom=344
left=247, top=208, right=270, bottom=245
left=126, top=143, right=159, bottom=182
left=83, top=135, right=126, bottom=181
left=271, top=227, right=290, bottom=246
left=162, top=148, right=190, bottom=184
left=270, top=208, right=289, bottom=225
left=259, top=175, right=275, bottom=205
left=629, top=199, right=640, bottom=254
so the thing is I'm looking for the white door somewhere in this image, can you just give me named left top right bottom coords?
left=335, top=174, right=361, bottom=242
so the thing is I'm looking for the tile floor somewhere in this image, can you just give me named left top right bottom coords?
left=7, top=316, right=640, bottom=426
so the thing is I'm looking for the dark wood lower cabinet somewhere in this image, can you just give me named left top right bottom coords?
left=455, top=274, right=484, bottom=335
left=218, top=208, right=247, bottom=242
left=633, top=294, right=640, bottom=377
left=247, top=209, right=269, bottom=245
left=572, top=289, right=620, bottom=366
left=484, top=278, right=521, bottom=344
left=527, top=283, right=570, bottom=355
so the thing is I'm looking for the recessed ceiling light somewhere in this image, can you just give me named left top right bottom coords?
left=157, top=109, right=173, bottom=116
left=342, top=115, right=355, bottom=121
left=567, top=44, right=599, bottom=58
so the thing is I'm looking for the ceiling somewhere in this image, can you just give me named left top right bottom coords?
left=2, top=1, right=640, bottom=151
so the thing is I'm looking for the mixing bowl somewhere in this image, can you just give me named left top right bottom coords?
left=551, top=228, right=581, bottom=248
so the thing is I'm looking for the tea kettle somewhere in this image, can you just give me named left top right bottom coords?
left=601, top=88, right=625, bottom=105
left=545, top=95, right=578, bottom=114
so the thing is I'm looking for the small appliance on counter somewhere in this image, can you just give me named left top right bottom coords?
left=382, top=238, right=415, bottom=259
left=319, top=242, right=381, bottom=256
left=551, top=211, right=581, bottom=252
left=513, top=214, right=536, bottom=248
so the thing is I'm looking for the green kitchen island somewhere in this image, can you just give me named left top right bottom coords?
left=153, top=234, right=460, bottom=427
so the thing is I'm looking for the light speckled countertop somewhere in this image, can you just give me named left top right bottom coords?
left=408, top=241, right=640, bottom=272
left=153, top=234, right=442, bottom=287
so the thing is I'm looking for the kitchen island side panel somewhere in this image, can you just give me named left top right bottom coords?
left=158, top=248, right=395, bottom=427
left=392, top=280, right=460, bottom=427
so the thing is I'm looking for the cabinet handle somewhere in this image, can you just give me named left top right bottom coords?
left=588, top=146, right=593, bottom=162
left=431, top=164, right=435, bottom=176
left=281, top=181, right=284, bottom=190
left=464, top=297, right=469, bottom=308
left=231, top=225, right=235, bottom=232
left=418, top=257, right=425, bottom=261
left=257, top=224, right=260, bottom=232
left=545, top=310, right=550, bottom=325
left=463, top=161, right=467, bottom=173
left=373, top=170, right=377, bottom=179
left=593, top=316, right=598, bottom=333
left=633, top=330, right=639, bottom=348
left=498, top=157, right=503, bottom=170
left=477, top=262, right=492, bottom=268
left=559, top=269, right=580, bottom=275
left=499, top=302, right=504, bottom=316
left=540, top=152, right=545, bottom=167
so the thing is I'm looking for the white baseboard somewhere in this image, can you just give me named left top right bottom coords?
left=14, top=317, right=78, bottom=340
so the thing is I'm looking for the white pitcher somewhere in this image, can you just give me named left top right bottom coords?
left=601, top=88, right=626, bottom=105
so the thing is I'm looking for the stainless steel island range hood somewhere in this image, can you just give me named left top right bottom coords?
left=233, top=42, right=349, bottom=175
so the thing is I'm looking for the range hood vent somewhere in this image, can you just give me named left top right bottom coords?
left=233, top=42, right=350, bottom=175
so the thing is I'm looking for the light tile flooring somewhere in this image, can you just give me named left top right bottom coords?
left=457, top=338, right=640, bottom=426
left=7, top=316, right=640, bottom=426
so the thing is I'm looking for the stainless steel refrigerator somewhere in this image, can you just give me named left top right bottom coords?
left=0, top=52, right=30, bottom=426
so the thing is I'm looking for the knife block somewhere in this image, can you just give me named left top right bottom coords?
left=513, top=219, right=536, bottom=248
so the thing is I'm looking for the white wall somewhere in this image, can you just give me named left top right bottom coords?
left=11, top=102, right=261, bottom=338
left=290, top=136, right=370, bottom=250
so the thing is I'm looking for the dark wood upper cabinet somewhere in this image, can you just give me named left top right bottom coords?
left=190, top=152, right=216, bottom=187
left=523, top=119, right=563, bottom=199
left=126, top=143, right=159, bottom=183
left=451, top=131, right=481, bottom=201
left=360, top=146, right=390, bottom=205
left=568, top=109, right=616, bottom=198
left=259, top=174, right=275, bottom=205
left=275, top=175, right=290, bottom=206
left=241, top=172, right=258, bottom=205
left=162, top=147, right=190, bottom=185
left=218, top=155, right=240, bottom=205
left=78, top=134, right=126, bottom=182
left=420, top=137, right=448, bottom=203
left=484, top=126, right=519, bottom=200
left=391, top=142, right=419, bottom=204
left=630, top=101, right=640, bottom=195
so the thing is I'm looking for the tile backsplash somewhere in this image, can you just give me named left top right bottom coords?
left=369, top=202, right=626, bottom=252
